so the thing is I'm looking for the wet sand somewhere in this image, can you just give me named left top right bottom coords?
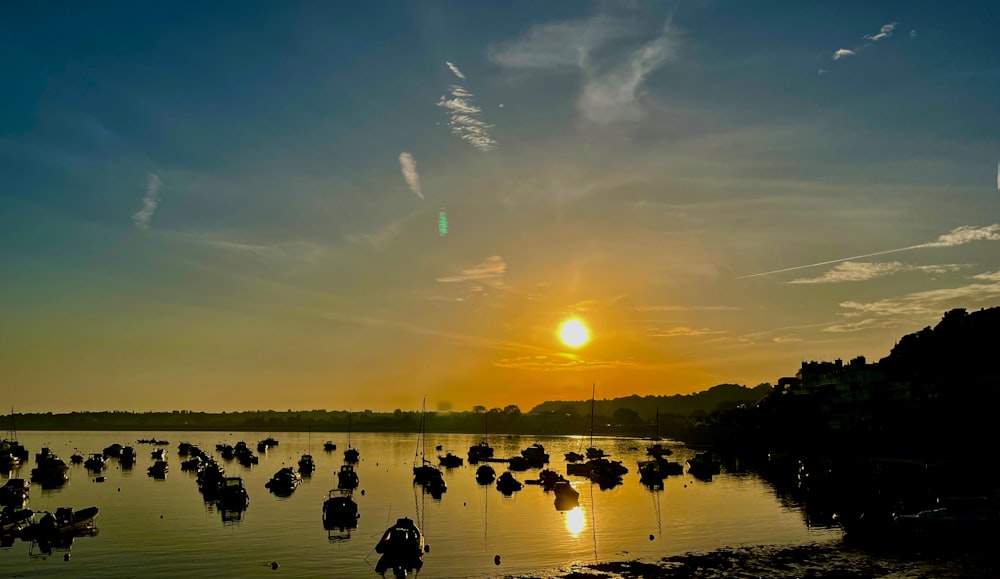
left=509, top=541, right=996, bottom=578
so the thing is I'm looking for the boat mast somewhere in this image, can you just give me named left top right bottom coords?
left=589, top=383, right=595, bottom=448
left=347, top=410, right=352, bottom=449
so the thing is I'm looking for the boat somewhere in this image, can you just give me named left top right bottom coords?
left=553, top=479, right=579, bottom=501
left=687, top=452, right=721, bottom=478
left=36, top=447, right=56, bottom=463
left=265, top=467, right=302, bottom=495
left=496, top=471, right=523, bottom=494
left=120, top=446, right=137, bottom=467
left=0, top=478, right=29, bottom=506
left=217, top=477, right=249, bottom=509
left=148, top=460, right=169, bottom=478
left=638, top=459, right=667, bottom=484
left=533, top=469, right=568, bottom=491
left=197, top=460, right=226, bottom=496
left=31, top=453, right=69, bottom=485
left=36, top=506, right=100, bottom=534
left=181, top=455, right=204, bottom=471
left=521, top=443, right=550, bottom=467
left=567, top=457, right=629, bottom=478
left=507, top=456, right=531, bottom=471
left=0, top=452, right=21, bottom=470
left=438, top=452, right=463, bottom=468
left=467, top=412, right=494, bottom=464
left=298, top=454, right=316, bottom=476
left=892, top=497, right=997, bottom=537
left=344, top=411, right=360, bottom=463
left=178, top=442, right=195, bottom=456
left=218, top=444, right=236, bottom=460
left=574, top=384, right=606, bottom=461
left=150, top=448, right=166, bottom=461
left=323, top=441, right=337, bottom=451
left=337, top=464, right=359, bottom=490
left=84, top=453, right=107, bottom=472
left=1, top=411, right=30, bottom=463
left=102, top=443, right=123, bottom=458
left=374, top=517, right=424, bottom=577
left=1, top=506, right=33, bottom=534
left=323, top=489, right=359, bottom=531
left=475, top=464, right=496, bottom=484
left=589, top=462, right=623, bottom=489
left=412, top=398, right=443, bottom=487
left=69, top=452, right=84, bottom=464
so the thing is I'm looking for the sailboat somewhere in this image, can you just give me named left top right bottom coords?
left=467, top=411, right=494, bottom=464
left=298, top=427, right=316, bottom=476
left=343, top=410, right=359, bottom=463
left=645, top=407, right=672, bottom=457
left=584, top=384, right=605, bottom=459
left=1, top=408, right=29, bottom=470
left=412, top=398, right=444, bottom=494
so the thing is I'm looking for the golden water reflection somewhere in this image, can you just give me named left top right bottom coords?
left=565, top=506, right=586, bottom=537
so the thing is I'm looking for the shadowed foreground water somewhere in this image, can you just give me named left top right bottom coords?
left=1, top=431, right=836, bottom=577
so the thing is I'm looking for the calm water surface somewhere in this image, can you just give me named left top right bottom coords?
left=1, top=431, right=837, bottom=577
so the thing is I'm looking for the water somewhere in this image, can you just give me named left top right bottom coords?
left=2, top=431, right=837, bottom=577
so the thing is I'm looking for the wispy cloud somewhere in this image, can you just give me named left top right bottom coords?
left=832, top=48, right=856, bottom=60
left=445, top=61, right=465, bottom=79
left=489, top=15, right=633, bottom=69
left=835, top=274, right=1000, bottom=322
left=823, top=318, right=904, bottom=333
left=494, top=353, right=639, bottom=371
left=739, top=224, right=1000, bottom=279
left=578, top=22, right=676, bottom=124
left=636, top=305, right=740, bottom=312
left=132, top=172, right=163, bottom=230
left=437, top=83, right=497, bottom=152
left=910, top=29, right=917, bottom=39
left=436, top=256, right=506, bottom=289
left=788, top=261, right=969, bottom=284
left=398, top=152, right=423, bottom=199
left=864, top=22, right=897, bottom=42
left=647, top=326, right=725, bottom=338
left=491, top=14, right=675, bottom=125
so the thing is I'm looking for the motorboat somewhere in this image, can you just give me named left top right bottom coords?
left=218, top=444, right=236, bottom=460
left=374, top=517, right=424, bottom=577
left=178, top=442, right=195, bottom=456
left=687, top=452, right=721, bottom=478
left=148, top=460, right=169, bottom=478
left=69, top=452, right=84, bottom=464
left=0, top=478, right=29, bottom=506
left=217, top=477, right=249, bottom=509
left=521, top=444, right=550, bottom=467
left=150, top=448, right=166, bottom=461
left=646, top=443, right=672, bottom=457
left=298, top=454, right=316, bottom=476
left=507, top=456, right=530, bottom=471
left=589, top=463, right=623, bottom=489
left=265, top=467, right=302, bottom=495
left=102, top=444, right=123, bottom=458
left=323, top=441, right=337, bottom=451
left=496, top=471, right=523, bottom=494
left=475, top=464, right=496, bottom=485
left=1, top=506, right=33, bottom=534
left=337, top=464, right=359, bottom=490
left=638, top=459, right=668, bottom=484
left=37, top=506, right=100, bottom=534
left=567, top=458, right=628, bottom=478
left=181, top=455, right=204, bottom=471
left=36, top=447, right=57, bottom=463
left=31, top=453, right=70, bottom=485
left=467, top=441, right=494, bottom=464
left=438, top=452, right=463, bottom=468
left=120, top=446, right=137, bottom=467
left=84, top=453, right=107, bottom=472
left=564, top=451, right=584, bottom=462
left=197, top=460, right=226, bottom=496
left=323, top=489, right=358, bottom=531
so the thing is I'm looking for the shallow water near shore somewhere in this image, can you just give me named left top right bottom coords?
left=1, top=431, right=837, bottom=577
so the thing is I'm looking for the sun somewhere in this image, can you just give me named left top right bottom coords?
left=559, top=319, right=590, bottom=348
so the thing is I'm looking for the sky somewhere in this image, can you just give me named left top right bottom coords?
left=2, top=1, right=999, bottom=414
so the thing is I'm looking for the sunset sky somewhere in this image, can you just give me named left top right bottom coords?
left=2, top=2, right=999, bottom=414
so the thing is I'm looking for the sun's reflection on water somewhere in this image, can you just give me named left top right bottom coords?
left=564, top=506, right=586, bottom=537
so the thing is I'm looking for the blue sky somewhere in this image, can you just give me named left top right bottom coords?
left=2, top=1, right=999, bottom=413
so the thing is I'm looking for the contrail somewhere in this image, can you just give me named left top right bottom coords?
left=737, top=245, right=925, bottom=279
left=738, top=224, right=1000, bottom=279
left=133, top=172, right=162, bottom=229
